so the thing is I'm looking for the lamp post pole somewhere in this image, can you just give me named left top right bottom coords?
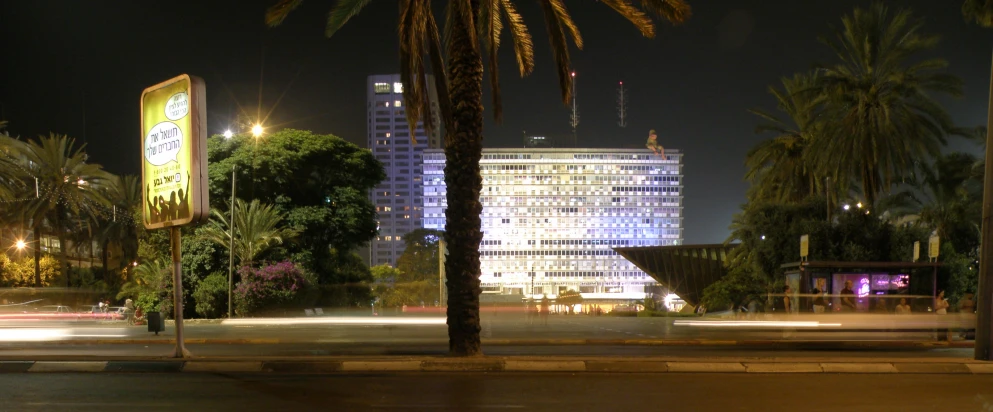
left=975, top=51, right=993, bottom=360
left=228, top=165, right=236, bottom=319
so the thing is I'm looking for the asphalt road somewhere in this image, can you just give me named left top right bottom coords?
left=0, top=314, right=946, bottom=342
left=3, top=373, right=991, bottom=411
left=0, top=342, right=974, bottom=359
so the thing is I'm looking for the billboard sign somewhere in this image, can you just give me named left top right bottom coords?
left=140, top=74, right=208, bottom=229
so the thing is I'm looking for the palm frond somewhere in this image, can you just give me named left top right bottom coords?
left=265, top=0, right=305, bottom=27
left=638, top=0, right=692, bottom=25
left=538, top=0, right=575, bottom=104
left=326, top=0, right=372, bottom=38
left=500, top=0, right=534, bottom=76
left=480, top=0, right=505, bottom=122
left=963, top=0, right=993, bottom=27
left=600, top=0, right=655, bottom=38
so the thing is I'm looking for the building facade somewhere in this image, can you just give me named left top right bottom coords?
left=367, top=74, right=441, bottom=266
left=422, top=148, right=683, bottom=302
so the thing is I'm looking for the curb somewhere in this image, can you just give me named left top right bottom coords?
left=2, top=358, right=991, bottom=374
left=29, top=338, right=976, bottom=349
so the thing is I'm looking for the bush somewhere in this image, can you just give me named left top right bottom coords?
left=234, top=261, right=309, bottom=316
left=0, top=255, right=59, bottom=287
left=193, top=272, right=229, bottom=318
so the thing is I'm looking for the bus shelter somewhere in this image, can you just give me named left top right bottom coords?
left=779, top=261, right=942, bottom=313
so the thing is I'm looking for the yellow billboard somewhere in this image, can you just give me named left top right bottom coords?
left=140, top=74, right=208, bottom=229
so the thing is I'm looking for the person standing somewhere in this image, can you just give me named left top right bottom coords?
left=895, top=298, right=912, bottom=314
left=840, top=280, right=857, bottom=312
left=935, top=290, right=951, bottom=341
left=812, top=288, right=826, bottom=314
left=540, top=295, right=550, bottom=326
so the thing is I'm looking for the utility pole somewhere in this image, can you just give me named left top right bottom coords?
left=569, top=71, right=579, bottom=142
left=617, top=81, right=627, bottom=128
left=976, top=52, right=993, bottom=361
left=228, top=165, right=236, bottom=319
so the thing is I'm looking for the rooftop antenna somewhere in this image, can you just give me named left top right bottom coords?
left=617, top=81, right=628, bottom=128
left=569, top=71, right=579, bottom=142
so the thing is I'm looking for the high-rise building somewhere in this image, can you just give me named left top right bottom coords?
left=422, top=148, right=683, bottom=302
left=368, top=74, right=441, bottom=266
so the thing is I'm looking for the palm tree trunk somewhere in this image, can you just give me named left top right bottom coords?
left=443, top=0, right=485, bottom=357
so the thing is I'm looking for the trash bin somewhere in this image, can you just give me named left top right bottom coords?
left=147, top=311, right=165, bottom=335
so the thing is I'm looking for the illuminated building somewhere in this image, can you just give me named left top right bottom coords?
left=367, top=74, right=441, bottom=266
left=422, top=148, right=683, bottom=302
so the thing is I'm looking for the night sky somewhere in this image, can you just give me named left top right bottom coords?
left=1, top=0, right=990, bottom=243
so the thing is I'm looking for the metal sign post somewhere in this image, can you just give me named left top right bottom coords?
left=140, top=74, right=208, bottom=358
left=977, top=51, right=993, bottom=361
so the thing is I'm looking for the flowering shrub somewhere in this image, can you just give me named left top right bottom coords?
left=234, top=261, right=309, bottom=316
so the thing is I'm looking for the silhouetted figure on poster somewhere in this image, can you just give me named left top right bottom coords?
left=177, top=172, right=191, bottom=219
left=158, top=195, right=171, bottom=222
left=167, top=191, right=179, bottom=221
left=146, top=185, right=160, bottom=224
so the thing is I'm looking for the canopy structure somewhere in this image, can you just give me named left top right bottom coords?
left=613, top=244, right=739, bottom=306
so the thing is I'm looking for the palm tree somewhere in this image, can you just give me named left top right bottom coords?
left=746, top=72, right=825, bottom=204
left=963, top=0, right=993, bottom=27
left=99, top=175, right=142, bottom=280
left=265, top=0, right=691, bottom=355
left=0, top=123, right=26, bottom=202
left=201, top=199, right=297, bottom=267
left=18, top=134, right=112, bottom=284
left=878, top=153, right=983, bottom=253
left=810, top=2, right=962, bottom=208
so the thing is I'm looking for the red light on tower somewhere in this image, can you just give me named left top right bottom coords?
left=619, top=81, right=623, bottom=85
left=571, top=71, right=575, bottom=77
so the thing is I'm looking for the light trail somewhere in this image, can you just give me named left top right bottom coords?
left=221, top=317, right=447, bottom=326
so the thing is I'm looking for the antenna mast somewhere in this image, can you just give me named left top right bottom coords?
left=617, top=81, right=628, bottom=128
left=569, top=71, right=579, bottom=141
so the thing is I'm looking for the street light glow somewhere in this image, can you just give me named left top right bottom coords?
left=843, top=204, right=851, bottom=211
left=14, top=240, right=25, bottom=250
left=223, top=130, right=233, bottom=139
left=251, top=124, right=263, bottom=137
left=856, top=202, right=863, bottom=209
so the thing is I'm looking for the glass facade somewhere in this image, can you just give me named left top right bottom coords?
left=422, top=148, right=684, bottom=301
left=368, top=74, right=441, bottom=266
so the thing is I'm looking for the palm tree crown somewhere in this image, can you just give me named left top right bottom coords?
left=810, top=2, right=962, bottom=207
left=201, top=199, right=297, bottom=267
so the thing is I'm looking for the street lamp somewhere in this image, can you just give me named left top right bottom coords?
left=14, top=240, right=25, bottom=251
left=223, top=130, right=233, bottom=139
left=251, top=124, right=263, bottom=137
left=856, top=202, right=863, bottom=209
left=843, top=204, right=851, bottom=211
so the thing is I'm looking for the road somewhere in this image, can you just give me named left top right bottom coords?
left=0, top=314, right=952, bottom=343
left=0, top=342, right=975, bottom=359
left=3, top=373, right=992, bottom=411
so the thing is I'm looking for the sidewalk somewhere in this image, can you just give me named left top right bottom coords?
left=2, top=355, right=991, bottom=374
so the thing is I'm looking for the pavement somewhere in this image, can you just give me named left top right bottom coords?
left=4, top=373, right=993, bottom=411
left=0, top=314, right=984, bottom=376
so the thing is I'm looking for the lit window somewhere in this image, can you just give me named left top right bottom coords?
left=395, top=100, right=402, bottom=107
left=386, top=132, right=391, bottom=138
left=374, top=83, right=391, bottom=94
left=394, top=82, right=403, bottom=93
left=385, top=101, right=391, bottom=107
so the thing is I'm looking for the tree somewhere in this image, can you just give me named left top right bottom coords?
left=746, top=72, right=825, bottom=204
left=200, top=198, right=297, bottom=267
left=878, top=153, right=983, bottom=255
left=0, top=124, right=25, bottom=202
left=98, top=175, right=142, bottom=279
left=206, top=129, right=381, bottom=282
left=18, top=134, right=113, bottom=284
left=810, top=2, right=962, bottom=207
left=963, top=0, right=993, bottom=27
left=266, top=0, right=692, bottom=356
left=396, top=229, right=443, bottom=283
